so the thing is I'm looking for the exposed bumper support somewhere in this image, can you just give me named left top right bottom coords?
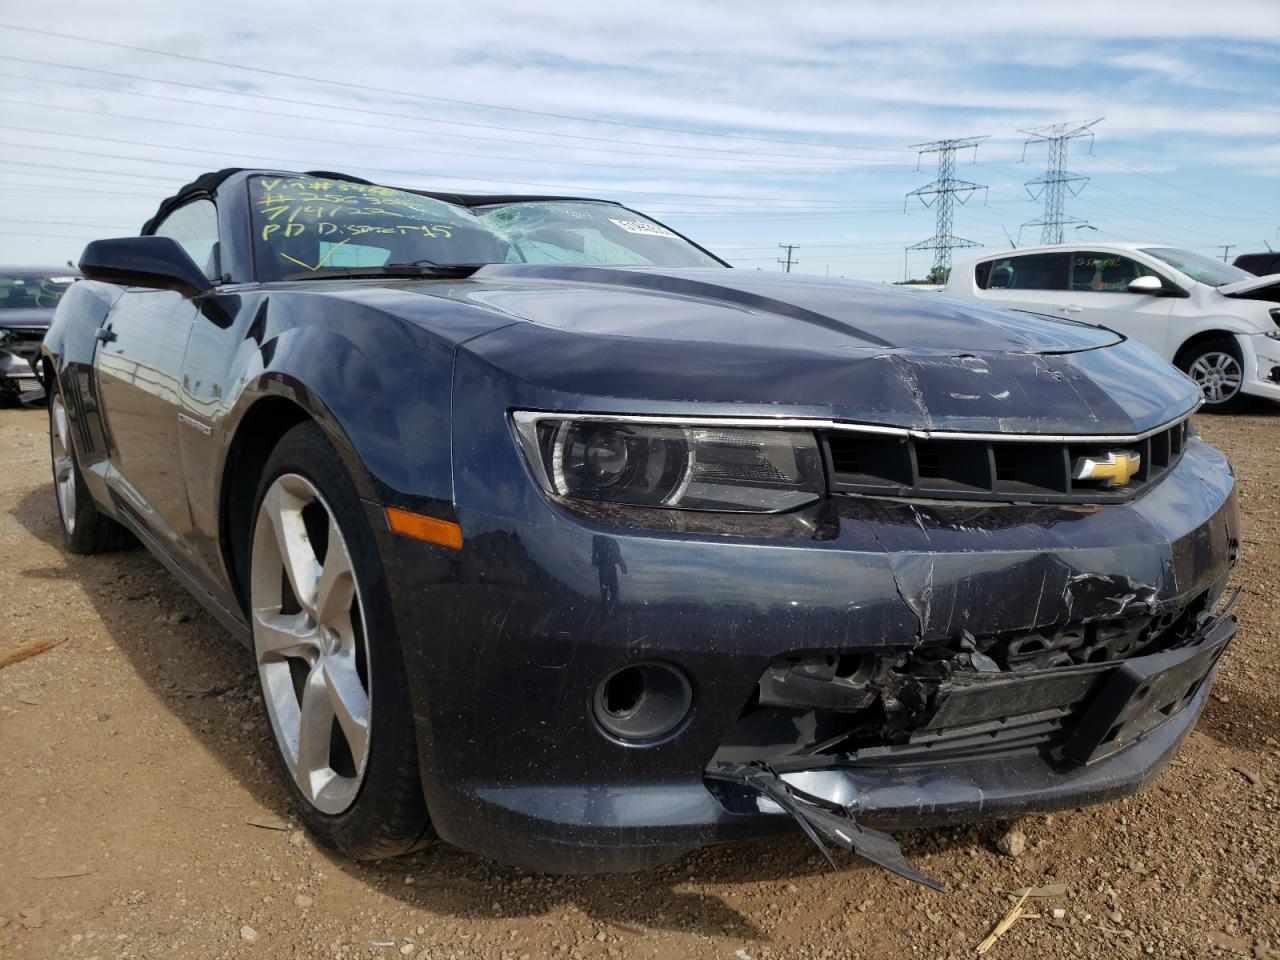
left=708, top=763, right=945, bottom=891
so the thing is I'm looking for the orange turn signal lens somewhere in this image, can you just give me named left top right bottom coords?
left=385, top=507, right=463, bottom=550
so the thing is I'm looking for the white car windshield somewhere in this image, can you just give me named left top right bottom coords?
left=1141, top=248, right=1252, bottom=288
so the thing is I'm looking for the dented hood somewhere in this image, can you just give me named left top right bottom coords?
left=457, top=264, right=1124, bottom=355
left=349, top=264, right=1200, bottom=435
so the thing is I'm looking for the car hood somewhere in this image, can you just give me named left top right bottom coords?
left=325, top=265, right=1199, bottom=435
left=1218, top=272, right=1280, bottom=298
left=0, top=307, right=53, bottom=330
left=449, top=264, right=1124, bottom=355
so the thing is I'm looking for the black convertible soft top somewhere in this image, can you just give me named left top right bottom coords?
left=140, top=168, right=615, bottom=235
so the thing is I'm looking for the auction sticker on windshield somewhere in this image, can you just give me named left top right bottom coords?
left=608, top=218, right=678, bottom=238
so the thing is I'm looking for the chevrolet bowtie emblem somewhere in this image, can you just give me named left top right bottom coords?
left=1073, top=450, right=1142, bottom=487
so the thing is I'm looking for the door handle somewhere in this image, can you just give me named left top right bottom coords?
left=94, top=326, right=117, bottom=343
left=1058, top=304, right=1083, bottom=314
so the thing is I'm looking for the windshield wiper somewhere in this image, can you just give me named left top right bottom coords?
left=281, top=263, right=482, bottom=281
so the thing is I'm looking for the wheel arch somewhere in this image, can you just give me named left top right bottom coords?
left=220, top=393, right=314, bottom=616
left=1172, top=329, right=1244, bottom=369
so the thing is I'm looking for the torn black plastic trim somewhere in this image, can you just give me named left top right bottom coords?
left=1062, top=588, right=1239, bottom=764
left=716, top=583, right=1233, bottom=771
left=708, top=763, right=945, bottom=892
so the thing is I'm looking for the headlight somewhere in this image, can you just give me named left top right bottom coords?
left=513, top=413, right=824, bottom=513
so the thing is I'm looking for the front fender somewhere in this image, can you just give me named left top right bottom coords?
left=214, top=298, right=458, bottom=515
left=1173, top=314, right=1271, bottom=356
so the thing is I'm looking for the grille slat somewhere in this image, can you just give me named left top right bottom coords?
left=825, top=419, right=1189, bottom=504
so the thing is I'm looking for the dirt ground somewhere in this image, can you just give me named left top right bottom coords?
left=1, top=404, right=1277, bottom=960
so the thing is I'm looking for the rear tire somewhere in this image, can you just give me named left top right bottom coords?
left=248, top=421, right=431, bottom=859
left=48, top=386, right=135, bottom=554
left=1180, top=337, right=1251, bottom=414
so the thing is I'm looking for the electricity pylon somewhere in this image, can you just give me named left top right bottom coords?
left=1020, top=118, right=1103, bottom=245
left=904, top=136, right=989, bottom=279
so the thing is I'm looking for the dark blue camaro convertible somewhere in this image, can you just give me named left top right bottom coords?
left=40, top=169, right=1240, bottom=887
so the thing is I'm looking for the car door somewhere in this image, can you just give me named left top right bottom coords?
left=94, top=198, right=218, bottom=556
left=970, top=251, right=1069, bottom=315
left=1062, top=251, right=1177, bottom=357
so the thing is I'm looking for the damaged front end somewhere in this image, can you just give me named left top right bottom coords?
left=707, top=588, right=1239, bottom=889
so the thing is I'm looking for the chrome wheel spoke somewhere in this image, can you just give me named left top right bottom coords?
left=296, top=665, right=336, bottom=802
left=54, top=402, right=70, bottom=452
left=314, top=515, right=355, bottom=625
left=262, top=481, right=322, bottom=618
left=322, top=650, right=370, bottom=765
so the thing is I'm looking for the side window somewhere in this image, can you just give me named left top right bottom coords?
left=153, top=199, right=220, bottom=280
left=1070, top=252, right=1150, bottom=292
left=977, top=253, right=1064, bottom=291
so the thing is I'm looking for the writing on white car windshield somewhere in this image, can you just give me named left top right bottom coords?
left=249, top=176, right=723, bottom=281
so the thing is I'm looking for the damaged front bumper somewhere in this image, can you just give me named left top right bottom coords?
left=392, top=427, right=1240, bottom=876
left=0, top=335, right=45, bottom=401
left=708, top=599, right=1236, bottom=888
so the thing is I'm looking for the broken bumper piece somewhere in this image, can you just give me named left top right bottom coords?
left=707, top=763, right=946, bottom=891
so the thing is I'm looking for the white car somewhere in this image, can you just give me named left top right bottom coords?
left=945, top=244, right=1280, bottom=413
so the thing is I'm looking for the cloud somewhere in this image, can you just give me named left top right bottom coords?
left=0, top=0, right=1275, bottom=280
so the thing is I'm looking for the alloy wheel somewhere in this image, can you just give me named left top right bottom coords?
left=251, top=473, right=372, bottom=815
left=50, top=394, right=76, bottom=535
left=1188, top=352, right=1242, bottom=404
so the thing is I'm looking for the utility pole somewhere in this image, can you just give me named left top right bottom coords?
left=904, top=136, right=988, bottom=281
left=1020, top=118, right=1103, bottom=245
left=778, top=243, right=799, bottom=273
left=1220, top=244, right=1235, bottom=263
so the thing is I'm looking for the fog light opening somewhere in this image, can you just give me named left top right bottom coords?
left=593, top=662, right=693, bottom=743
left=603, top=667, right=645, bottom=717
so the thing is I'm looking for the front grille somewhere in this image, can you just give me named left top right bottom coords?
left=824, top=418, right=1188, bottom=504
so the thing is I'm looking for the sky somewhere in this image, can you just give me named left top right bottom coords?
left=0, top=0, right=1277, bottom=282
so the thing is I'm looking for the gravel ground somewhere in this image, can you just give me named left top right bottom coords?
left=1, top=404, right=1278, bottom=960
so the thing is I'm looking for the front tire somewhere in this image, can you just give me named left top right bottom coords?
left=48, top=387, right=135, bottom=553
left=249, top=422, right=430, bottom=859
left=1181, top=337, right=1251, bottom=414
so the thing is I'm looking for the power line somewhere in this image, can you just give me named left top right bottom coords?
left=1093, top=156, right=1265, bottom=217
left=778, top=244, right=800, bottom=273
left=1020, top=118, right=1103, bottom=244
left=0, top=158, right=182, bottom=183
left=904, top=135, right=989, bottom=275
left=0, top=59, right=869, bottom=168
left=0, top=95, right=871, bottom=180
left=0, top=25, right=902, bottom=156
left=0, top=131, right=864, bottom=203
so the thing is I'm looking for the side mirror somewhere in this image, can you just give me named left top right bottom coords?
left=1127, top=275, right=1165, bottom=295
left=79, top=236, right=212, bottom=298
